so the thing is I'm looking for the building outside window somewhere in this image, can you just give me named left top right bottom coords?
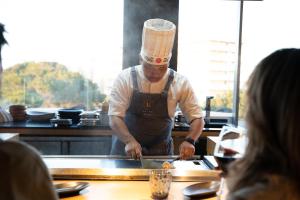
left=179, top=0, right=300, bottom=126
left=178, top=0, right=240, bottom=125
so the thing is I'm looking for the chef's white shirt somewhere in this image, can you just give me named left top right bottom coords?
left=108, top=65, right=202, bottom=123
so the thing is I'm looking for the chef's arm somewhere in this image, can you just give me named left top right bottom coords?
left=187, top=117, right=205, bottom=141
left=109, top=115, right=142, bottom=158
left=179, top=117, right=205, bottom=159
left=109, top=115, right=135, bottom=144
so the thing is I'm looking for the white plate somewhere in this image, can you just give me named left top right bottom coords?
left=27, top=111, right=55, bottom=121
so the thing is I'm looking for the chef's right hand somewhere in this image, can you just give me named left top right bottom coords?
left=125, top=139, right=142, bottom=159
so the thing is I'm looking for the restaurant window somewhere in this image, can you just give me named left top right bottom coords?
left=0, top=0, right=123, bottom=110
left=240, top=0, right=300, bottom=124
left=178, top=0, right=240, bottom=126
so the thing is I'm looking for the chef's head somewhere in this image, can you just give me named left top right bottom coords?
left=140, top=19, right=176, bottom=83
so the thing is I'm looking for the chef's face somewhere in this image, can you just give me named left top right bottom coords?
left=142, top=60, right=168, bottom=83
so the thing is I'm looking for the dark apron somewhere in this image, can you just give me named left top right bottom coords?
left=111, top=66, right=174, bottom=156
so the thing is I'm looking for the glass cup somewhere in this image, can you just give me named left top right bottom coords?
left=149, top=169, right=172, bottom=199
left=213, top=126, right=247, bottom=175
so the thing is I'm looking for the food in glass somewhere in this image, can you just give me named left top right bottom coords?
left=149, top=169, right=172, bottom=199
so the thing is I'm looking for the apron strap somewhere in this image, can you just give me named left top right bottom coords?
left=162, top=69, right=174, bottom=95
left=130, top=66, right=139, bottom=92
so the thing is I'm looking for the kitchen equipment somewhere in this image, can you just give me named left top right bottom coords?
left=0, top=108, right=13, bottom=122
left=170, top=156, right=181, bottom=163
left=50, top=118, right=72, bottom=127
left=79, top=111, right=99, bottom=119
left=78, top=111, right=101, bottom=127
left=58, top=109, right=83, bottom=124
left=44, top=155, right=219, bottom=181
left=140, top=156, right=180, bottom=169
left=141, top=157, right=164, bottom=169
left=99, top=111, right=109, bottom=126
left=27, top=110, right=55, bottom=122
left=79, top=118, right=101, bottom=127
left=9, top=104, right=27, bottom=121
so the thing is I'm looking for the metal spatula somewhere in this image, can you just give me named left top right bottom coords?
left=140, top=156, right=163, bottom=169
left=140, top=156, right=181, bottom=169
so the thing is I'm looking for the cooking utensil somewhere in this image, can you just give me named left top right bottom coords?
left=140, top=156, right=180, bottom=169
left=140, top=156, right=163, bottom=169
left=170, top=156, right=180, bottom=163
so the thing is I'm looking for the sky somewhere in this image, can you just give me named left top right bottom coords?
left=0, top=0, right=123, bottom=93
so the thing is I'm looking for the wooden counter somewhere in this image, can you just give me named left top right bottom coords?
left=55, top=180, right=217, bottom=200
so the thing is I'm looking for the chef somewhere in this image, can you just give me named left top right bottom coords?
left=108, top=18, right=204, bottom=159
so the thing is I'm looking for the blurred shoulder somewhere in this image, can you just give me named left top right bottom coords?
left=228, top=175, right=300, bottom=200
left=0, top=140, right=41, bottom=160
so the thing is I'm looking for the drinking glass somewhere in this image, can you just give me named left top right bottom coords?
left=214, top=126, right=247, bottom=199
left=149, top=169, right=172, bottom=199
left=213, top=125, right=247, bottom=175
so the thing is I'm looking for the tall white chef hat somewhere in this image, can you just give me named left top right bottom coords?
left=140, top=18, right=176, bottom=65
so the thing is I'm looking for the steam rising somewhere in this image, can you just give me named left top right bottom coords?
left=123, top=0, right=178, bottom=69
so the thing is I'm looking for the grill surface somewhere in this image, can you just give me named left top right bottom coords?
left=44, top=155, right=220, bottom=181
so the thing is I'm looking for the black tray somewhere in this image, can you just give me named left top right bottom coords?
left=55, top=181, right=89, bottom=197
left=183, top=181, right=220, bottom=198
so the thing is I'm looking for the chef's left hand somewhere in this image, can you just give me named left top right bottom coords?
left=179, top=141, right=195, bottom=160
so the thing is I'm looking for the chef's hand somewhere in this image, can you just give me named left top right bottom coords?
left=179, top=141, right=195, bottom=160
left=125, top=139, right=142, bottom=159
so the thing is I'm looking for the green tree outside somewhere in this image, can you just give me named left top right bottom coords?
left=1, top=62, right=106, bottom=109
left=200, top=89, right=247, bottom=119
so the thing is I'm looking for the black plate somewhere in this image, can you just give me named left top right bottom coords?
left=182, top=181, right=220, bottom=198
left=55, top=182, right=89, bottom=197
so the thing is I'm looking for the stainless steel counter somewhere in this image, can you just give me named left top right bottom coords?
left=44, top=155, right=220, bottom=182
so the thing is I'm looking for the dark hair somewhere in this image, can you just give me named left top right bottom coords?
left=227, top=48, right=300, bottom=192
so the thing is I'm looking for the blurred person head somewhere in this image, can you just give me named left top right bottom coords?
left=227, top=48, right=300, bottom=195
left=0, top=141, right=58, bottom=200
